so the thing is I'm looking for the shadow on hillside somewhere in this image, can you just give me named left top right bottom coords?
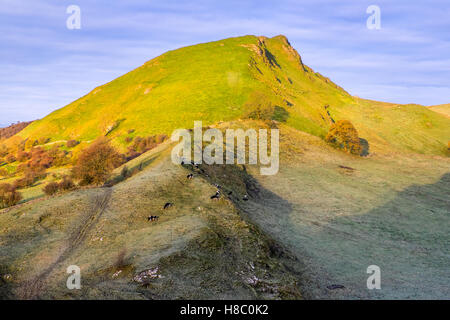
left=186, top=162, right=320, bottom=295
left=359, top=138, right=370, bottom=156
left=310, top=172, right=450, bottom=299
left=0, top=270, right=13, bottom=299
left=229, top=165, right=449, bottom=299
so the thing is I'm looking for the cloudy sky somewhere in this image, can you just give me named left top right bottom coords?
left=0, top=0, right=449, bottom=125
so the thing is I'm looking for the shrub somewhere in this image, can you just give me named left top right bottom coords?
left=120, top=166, right=130, bottom=179
left=25, top=139, right=38, bottom=150
left=0, top=145, right=8, bottom=157
left=66, top=140, right=80, bottom=148
left=47, top=146, right=70, bottom=167
left=325, top=120, right=362, bottom=155
left=16, top=151, right=31, bottom=162
left=38, top=137, right=50, bottom=145
left=126, top=134, right=167, bottom=158
left=155, top=134, right=168, bottom=144
left=72, top=138, right=123, bottom=185
left=0, top=183, right=22, bottom=208
left=43, top=182, right=59, bottom=196
left=125, top=136, right=133, bottom=143
left=27, top=147, right=54, bottom=170
left=125, top=149, right=141, bottom=161
left=5, top=154, right=16, bottom=163
left=0, top=168, right=8, bottom=177
left=14, top=167, right=46, bottom=189
left=59, top=177, right=75, bottom=191
left=43, top=177, right=75, bottom=196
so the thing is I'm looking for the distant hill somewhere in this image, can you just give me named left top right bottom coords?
left=10, top=35, right=450, bottom=155
left=429, top=104, right=450, bottom=118
left=0, top=121, right=32, bottom=140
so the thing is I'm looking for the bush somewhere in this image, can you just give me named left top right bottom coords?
left=16, top=151, right=31, bottom=162
left=14, top=167, right=46, bottom=189
left=325, top=120, right=362, bottom=155
left=72, top=138, right=123, bottom=185
left=43, top=177, right=75, bottom=196
left=25, top=139, right=38, bottom=150
left=43, top=182, right=59, bottom=196
left=59, top=177, right=75, bottom=191
left=66, top=140, right=79, bottom=148
left=126, top=134, right=167, bottom=158
left=48, top=146, right=70, bottom=167
left=0, top=183, right=22, bottom=208
left=5, top=154, right=16, bottom=163
left=38, top=137, right=50, bottom=145
left=155, top=134, right=168, bottom=144
left=0, top=168, right=8, bottom=177
left=0, top=145, right=8, bottom=157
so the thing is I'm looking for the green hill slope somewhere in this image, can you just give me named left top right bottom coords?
left=14, top=35, right=450, bottom=155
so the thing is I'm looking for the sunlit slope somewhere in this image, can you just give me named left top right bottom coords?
left=429, top=104, right=450, bottom=118
left=15, top=35, right=450, bottom=155
left=17, top=35, right=350, bottom=142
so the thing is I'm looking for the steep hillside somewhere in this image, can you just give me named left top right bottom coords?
left=1, top=121, right=449, bottom=299
left=0, top=138, right=303, bottom=299
left=12, top=35, right=450, bottom=155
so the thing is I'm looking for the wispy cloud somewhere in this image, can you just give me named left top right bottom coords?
left=0, top=0, right=449, bottom=123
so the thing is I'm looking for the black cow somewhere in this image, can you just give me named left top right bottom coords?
left=163, top=202, right=174, bottom=209
left=210, top=192, right=220, bottom=200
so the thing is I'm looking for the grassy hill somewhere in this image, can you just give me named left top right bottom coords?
left=429, top=104, right=450, bottom=118
left=1, top=35, right=449, bottom=300
left=11, top=35, right=450, bottom=156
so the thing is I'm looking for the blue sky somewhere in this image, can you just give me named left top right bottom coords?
left=1, top=0, right=449, bottom=125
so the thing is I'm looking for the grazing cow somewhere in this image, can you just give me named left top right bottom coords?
left=210, top=193, right=220, bottom=200
left=327, top=284, right=345, bottom=290
left=243, top=195, right=249, bottom=201
left=163, top=202, right=174, bottom=210
left=147, top=215, right=159, bottom=222
left=214, top=184, right=222, bottom=189
left=187, top=173, right=194, bottom=179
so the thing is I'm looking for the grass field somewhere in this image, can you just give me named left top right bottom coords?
left=1, top=122, right=449, bottom=299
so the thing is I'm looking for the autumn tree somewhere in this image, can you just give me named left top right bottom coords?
left=0, top=183, right=22, bottom=208
left=71, top=138, right=123, bottom=185
left=325, top=120, right=362, bottom=155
